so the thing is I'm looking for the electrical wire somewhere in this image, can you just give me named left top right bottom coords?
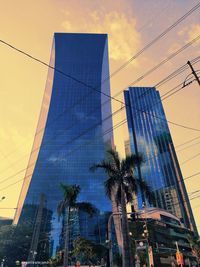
left=176, top=140, right=200, bottom=153
left=0, top=39, right=200, bottom=171
left=0, top=34, right=200, bottom=195
left=0, top=1, right=200, bottom=172
left=0, top=76, right=198, bottom=185
left=114, top=34, right=200, bottom=101
left=103, top=1, right=200, bottom=80
left=181, top=152, right=200, bottom=165
left=0, top=58, right=199, bottom=178
left=176, top=135, right=200, bottom=148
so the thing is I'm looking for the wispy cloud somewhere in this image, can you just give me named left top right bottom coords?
left=61, top=4, right=141, bottom=63
left=178, top=24, right=200, bottom=47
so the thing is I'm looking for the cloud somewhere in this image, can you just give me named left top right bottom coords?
left=167, top=42, right=181, bottom=55
left=168, top=23, right=200, bottom=56
left=177, top=26, right=188, bottom=37
left=187, top=24, right=200, bottom=46
left=61, top=6, right=141, bottom=63
left=178, top=24, right=200, bottom=46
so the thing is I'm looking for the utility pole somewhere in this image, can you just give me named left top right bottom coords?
left=187, top=61, right=200, bottom=86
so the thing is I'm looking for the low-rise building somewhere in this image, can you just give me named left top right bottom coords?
left=129, top=207, right=198, bottom=266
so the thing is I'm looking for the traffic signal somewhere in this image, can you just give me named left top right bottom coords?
left=142, top=222, right=149, bottom=238
left=135, top=239, right=148, bottom=250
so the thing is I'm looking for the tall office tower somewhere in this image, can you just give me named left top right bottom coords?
left=14, top=33, right=114, bottom=257
left=124, top=87, right=197, bottom=233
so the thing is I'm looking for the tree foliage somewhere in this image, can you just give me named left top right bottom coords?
left=57, top=184, right=97, bottom=267
left=91, top=149, right=154, bottom=267
left=0, top=223, right=32, bottom=266
left=72, top=237, right=107, bottom=265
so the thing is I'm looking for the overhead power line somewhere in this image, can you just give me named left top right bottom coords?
left=0, top=74, right=197, bottom=186
left=183, top=171, right=200, bottom=181
left=0, top=33, right=200, bottom=170
left=120, top=57, right=200, bottom=116
left=176, top=135, right=200, bottom=148
left=155, top=56, right=200, bottom=89
left=0, top=70, right=198, bottom=182
left=2, top=34, right=200, bottom=151
left=104, top=1, right=200, bottom=79
left=0, top=113, right=199, bottom=193
left=0, top=2, right=200, bottom=166
left=0, top=30, right=200, bottom=185
left=115, top=34, right=200, bottom=101
left=176, top=140, right=200, bottom=153
left=0, top=84, right=193, bottom=185
left=0, top=48, right=199, bottom=176
left=181, top=152, right=200, bottom=165
left=0, top=28, right=200, bottom=138
left=1, top=178, right=200, bottom=214
left=1, top=3, right=200, bottom=228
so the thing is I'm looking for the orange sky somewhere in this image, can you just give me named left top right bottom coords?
left=0, top=0, right=199, bottom=232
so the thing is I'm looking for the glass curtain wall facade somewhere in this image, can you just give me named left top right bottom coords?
left=124, top=87, right=197, bottom=233
left=14, top=33, right=114, bottom=257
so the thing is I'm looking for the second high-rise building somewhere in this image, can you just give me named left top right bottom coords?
left=124, top=86, right=197, bottom=233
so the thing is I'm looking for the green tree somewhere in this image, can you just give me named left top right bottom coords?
left=0, top=223, right=32, bottom=266
left=72, top=236, right=107, bottom=265
left=72, top=237, right=94, bottom=265
left=91, top=149, right=153, bottom=267
left=57, top=184, right=97, bottom=267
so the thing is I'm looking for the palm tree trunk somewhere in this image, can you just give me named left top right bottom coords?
left=63, top=206, right=70, bottom=267
left=120, top=185, right=132, bottom=267
left=111, top=188, right=123, bottom=250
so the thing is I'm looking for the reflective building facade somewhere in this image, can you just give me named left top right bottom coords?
left=14, top=33, right=113, bottom=257
left=124, top=87, right=197, bottom=233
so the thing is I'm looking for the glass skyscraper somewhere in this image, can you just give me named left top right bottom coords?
left=124, top=87, right=197, bottom=233
left=14, top=33, right=114, bottom=258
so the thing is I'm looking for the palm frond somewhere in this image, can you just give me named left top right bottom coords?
left=60, top=183, right=81, bottom=206
left=90, top=161, right=117, bottom=176
left=104, top=177, right=119, bottom=200
left=136, top=179, right=155, bottom=205
left=123, top=175, right=138, bottom=194
left=121, top=153, right=144, bottom=173
left=107, top=149, right=121, bottom=171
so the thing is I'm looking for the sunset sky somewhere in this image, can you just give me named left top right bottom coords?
left=0, top=0, right=200, bottom=231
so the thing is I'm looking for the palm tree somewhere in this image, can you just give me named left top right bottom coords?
left=57, top=183, right=97, bottom=267
left=91, top=149, right=154, bottom=267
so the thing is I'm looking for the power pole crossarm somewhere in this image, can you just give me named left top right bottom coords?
left=187, top=61, right=200, bottom=86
